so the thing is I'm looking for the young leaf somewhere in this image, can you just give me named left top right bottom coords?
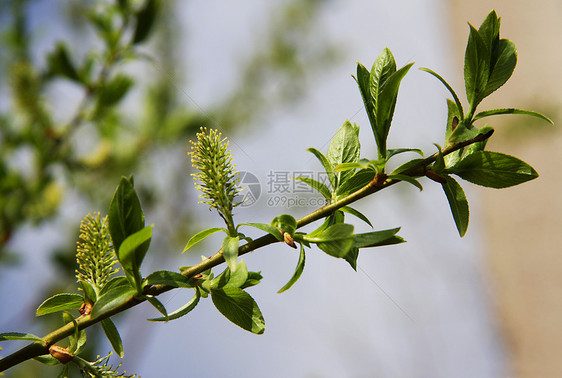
left=211, top=287, right=265, bottom=334
left=306, top=147, right=335, bottom=190
left=64, top=314, right=85, bottom=354
left=464, top=24, right=490, bottom=110
left=0, top=333, right=45, bottom=343
left=144, top=270, right=193, bottom=288
left=148, top=290, right=200, bottom=322
left=118, top=225, right=152, bottom=292
left=419, top=67, right=464, bottom=118
left=305, top=223, right=354, bottom=258
left=146, top=295, right=168, bottom=319
left=340, top=206, right=373, bottom=227
left=79, top=281, right=97, bottom=304
left=388, top=174, right=423, bottom=191
left=91, top=285, right=136, bottom=318
left=183, top=227, right=226, bottom=252
left=473, top=108, right=554, bottom=124
left=327, top=121, right=360, bottom=188
left=108, top=177, right=145, bottom=254
left=343, top=247, right=359, bottom=270
left=278, top=243, right=306, bottom=293
left=293, top=177, right=331, bottom=200
left=271, top=214, right=298, bottom=235
left=100, top=318, right=123, bottom=357
left=227, top=260, right=249, bottom=289
left=222, top=235, right=240, bottom=271
left=451, top=151, right=539, bottom=188
left=334, top=169, right=375, bottom=199
left=482, top=39, right=517, bottom=99
left=442, top=175, right=469, bottom=237
left=240, top=271, right=264, bottom=289
left=99, top=276, right=130, bottom=296
left=36, top=294, right=84, bottom=316
left=239, top=223, right=283, bottom=241
left=46, top=42, right=80, bottom=82
left=353, top=228, right=404, bottom=248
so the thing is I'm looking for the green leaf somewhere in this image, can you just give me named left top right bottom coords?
left=444, top=99, right=463, bottom=166
left=33, top=355, right=60, bottom=366
left=36, top=294, right=84, bottom=316
left=353, top=228, right=404, bottom=248
left=227, top=260, right=249, bottom=288
left=442, top=175, right=469, bottom=237
left=79, top=281, right=97, bottom=303
left=355, top=62, right=377, bottom=146
left=239, top=223, right=283, bottom=241
left=100, top=318, right=123, bottom=357
left=133, top=0, right=158, bottom=44
left=419, top=67, right=464, bottom=118
left=211, top=287, right=265, bottom=334
left=343, top=247, right=360, bottom=270
left=305, top=223, right=354, bottom=258
left=391, top=158, right=425, bottom=176
left=99, top=276, right=130, bottom=296
left=482, top=39, right=517, bottom=98
left=146, top=295, right=168, bottom=319
left=334, top=169, right=375, bottom=199
left=464, top=24, right=490, bottom=110
left=64, top=313, right=86, bottom=354
left=386, top=148, right=424, bottom=160
left=340, top=206, right=373, bottom=227
left=278, top=243, right=306, bottom=293
left=333, top=162, right=365, bottom=172
left=148, top=290, right=200, bottom=322
left=108, top=177, right=145, bottom=254
left=473, top=108, right=554, bottom=124
left=451, top=151, right=539, bottom=188
left=183, top=227, right=226, bottom=252
left=144, top=270, right=193, bottom=288
left=306, top=147, right=335, bottom=190
left=271, top=214, right=298, bottom=235
left=118, top=226, right=152, bottom=292
left=0, top=332, right=45, bottom=343
left=327, top=121, right=360, bottom=188
left=368, top=49, right=413, bottom=158
left=293, top=177, right=331, bottom=199
left=240, top=271, right=263, bottom=289
left=388, top=174, right=423, bottom=191
left=222, top=235, right=240, bottom=271
left=91, top=285, right=136, bottom=318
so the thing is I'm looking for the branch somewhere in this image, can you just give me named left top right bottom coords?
left=0, top=130, right=492, bottom=372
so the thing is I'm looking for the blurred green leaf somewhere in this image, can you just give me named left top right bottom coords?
left=305, top=223, right=354, bottom=258
left=133, top=0, right=158, bottom=44
left=101, top=318, right=123, bottom=357
left=46, top=42, right=80, bottom=82
left=95, top=74, right=134, bottom=116
left=442, top=175, right=469, bottom=237
left=451, top=151, right=538, bottom=188
left=36, top=294, right=84, bottom=316
left=211, top=287, right=265, bottom=334
left=278, top=243, right=306, bottom=293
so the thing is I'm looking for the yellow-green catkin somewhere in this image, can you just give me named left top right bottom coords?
left=189, top=127, right=242, bottom=232
left=75, top=213, right=118, bottom=292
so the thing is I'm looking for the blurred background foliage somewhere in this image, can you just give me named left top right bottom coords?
left=0, top=0, right=336, bottom=375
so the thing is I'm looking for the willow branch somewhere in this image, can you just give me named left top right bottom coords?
left=0, top=130, right=492, bottom=372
